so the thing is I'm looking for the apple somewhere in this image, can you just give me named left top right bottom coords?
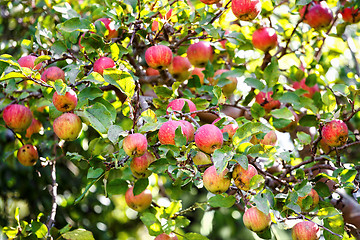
left=146, top=67, right=160, bottom=76
left=18, top=55, right=42, bottom=70
left=168, top=56, right=192, bottom=82
left=200, top=0, right=220, bottom=4
left=193, top=151, right=212, bottom=166
left=125, top=187, right=152, bottom=212
left=17, top=144, right=39, bottom=166
left=255, top=91, right=281, bottom=112
left=252, top=27, right=278, bottom=52
left=130, top=151, right=156, bottom=178
left=145, top=45, right=173, bottom=70
left=341, top=6, right=360, bottom=24
left=179, top=120, right=195, bottom=142
left=155, top=233, right=178, bottom=240
left=321, top=120, right=348, bottom=147
left=93, top=56, right=115, bottom=75
left=186, top=41, right=213, bottom=68
left=158, top=120, right=190, bottom=145
left=191, top=68, right=205, bottom=85
left=292, top=221, right=320, bottom=240
left=123, top=133, right=148, bottom=157
left=275, top=109, right=299, bottom=133
left=231, top=0, right=262, bottom=21
left=292, top=79, right=320, bottom=98
left=194, top=124, right=223, bottom=154
left=300, top=2, right=333, bottom=29
left=202, top=165, right=231, bottom=194
left=297, top=188, right=319, bottom=211
left=166, top=98, right=197, bottom=117
left=2, top=104, right=33, bottom=132
left=52, top=89, right=78, bottom=112
left=212, top=117, right=239, bottom=138
left=41, top=66, right=65, bottom=82
left=53, top=113, right=82, bottom=141
left=243, top=207, right=271, bottom=232
left=209, top=69, right=238, bottom=97
left=95, top=18, right=118, bottom=40
left=261, top=131, right=277, bottom=146
left=232, top=164, right=258, bottom=191
left=25, top=119, right=43, bottom=138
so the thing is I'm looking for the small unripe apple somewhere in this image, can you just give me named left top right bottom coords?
left=292, top=79, right=320, bottom=98
left=231, top=0, right=262, bottom=21
left=17, top=144, right=39, bottom=166
left=187, top=41, right=213, bottom=68
left=158, top=120, right=189, bottom=145
left=95, top=18, right=118, bottom=40
left=193, top=151, right=212, bottom=166
left=195, top=124, right=223, bottom=154
left=93, top=56, right=115, bottom=75
left=179, top=120, right=195, bottom=142
left=297, top=189, right=319, bottom=211
left=166, top=98, right=197, bottom=117
left=123, top=133, right=148, bottom=157
left=130, top=151, right=156, bottom=178
left=255, top=91, right=281, bottom=112
left=145, top=45, right=173, bottom=70
left=292, top=221, right=320, bottom=240
left=191, top=68, right=205, bottom=85
left=341, top=6, right=360, bottom=24
left=209, top=69, right=238, bottom=97
left=261, top=131, right=277, bottom=146
left=52, top=89, right=78, bottom=112
left=300, top=2, right=333, bottom=29
left=232, top=164, right=258, bottom=191
left=212, top=117, right=239, bottom=138
left=41, top=66, right=65, bottom=82
left=155, top=233, right=178, bottom=240
left=53, top=113, right=82, bottom=141
left=200, top=0, right=221, bottom=4
left=168, top=56, right=192, bottom=82
left=18, top=55, right=42, bottom=70
left=243, top=207, right=271, bottom=233
left=25, top=119, right=43, bottom=138
left=146, top=67, right=160, bottom=76
left=252, top=27, right=278, bottom=52
left=321, top=120, right=348, bottom=147
left=2, top=104, right=33, bottom=132
left=203, top=165, right=231, bottom=194
left=125, top=187, right=152, bottom=212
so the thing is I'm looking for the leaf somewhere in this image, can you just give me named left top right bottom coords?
left=340, top=169, right=357, bottom=183
left=31, top=221, right=48, bottom=238
left=317, top=207, right=341, bottom=220
left=314, top=182, right=331, bottom=198
left=62, top=229, right=95, bottom=240
left=175, top=126, right=187, bottom=147
left=51, top=79, right=67, bottom=95
left=252, top=193, right=270, bottom=215
left=322, top=89, right=336, bottom=112
left=107, top=125, right=126, bottom=144
left=249, top=175, right=265, bottom=190
left=213, top=148, right=234, bottom=174
left=34, top=55, right=51, bottom=66
left=103, top=69, right=135, bottom=98
left=299, top=115, right=317, bottom=127
left=87, top=167, right=104, bottom=179
left=233, top=122, right=271, bottom=144
left=154, top=86, right=173, bottom=99
left=133, top=178, right=149, bottom=196
left=84, top=102, right=114, bottom=134
left=209, top=195, right=236, bottom=208
left=323, top=214, right=344, bottom=240
left=251, top=102, right=266, bottom=120
left=296, top=0, right=312, bottom=5
left=263, top=58, right=279, bottom=88
left=296, top=132, right=312, bottom=145
left=0, top=72, right=26, bottom=81
left=59, top=18, right=91, bottom=32
left=184, top=233, right=209, bottom=240
left=270, top=108, right=294, bottom=119
left=78, top=87, right=103, bottom=100
left=107, top=179, right=128, bottom=196
left=2, top=227, right=18, bottom=238
left=140, top=212, right=162, bottom=236
left=233, top=154, right=248, bottom=170
left=75, top=179, right=98, bottom=204
left=245, top=78, right=265, bottom=90
left=164, top=201, right=182, bottom=218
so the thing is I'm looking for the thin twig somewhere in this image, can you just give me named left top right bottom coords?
left=46, top=160, right=58, bottom=231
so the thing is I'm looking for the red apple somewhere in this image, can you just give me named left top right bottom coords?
left=341, top=6, right=360, bottom=24
left=123, top=133, right=148, bottom=157
left=41, top=66, right=65, bottom=82
left=195, top=124, right=223, bottom=154
left=17, top=144, right=38, bottom=166
left=166, top=98, right=197, bottom=117
left=261, top=131, right=277, bottom=146
left=53, top=113, right=82, bottom=141
left=187, top=41, right=213, bottom=68
left=300, top=2, right=333, bottom=29
left=292, top=79, right=320, bottom=98
left=18, top=55, right=42, bottom=70
left=321, top=120, right=348, bottom=147
left=130, top=151, right=156, bottom=178
left=125, top=187, right=152, bottom=212
left=25, top=119, right=43, bottom=138
left=179, top=120, right=195, bottom=142
left=209, top=69, right=238, bottom=97
left=203, top=165, right=231, bottom=194
left=292, top=221, right=320, bottom=240
left=212, top=117, right=239, bottom=138
left=158, top=120, right=190, bottom=145
left=243, top=207, right=271, bottom=232
left=231, top=0, right=262, bottom=21
left=52, top=89, right=78, bottom=112
left=297, top=189, right=319, bottom=211
left=193, top=151, right=212, bottom=166
left=145, top=45, right=173, bottom=70
left=200, top=0, right=221, bottom=4
left=232, top=164, right=258, bottom=191
left=155, top=233, right=178, bottom=240
left=93, top=56, right=115, bottom=75
left=2, top=104, right=33, bottom=132
left=146, top=67, right=160, bottom=76
left=255, top=91, right=281, bottom=112
left=252, top=27, right=278, bottom=52
left=168, top=56, right=192, bottom=82
left=95, top=18, right=118, bottom=40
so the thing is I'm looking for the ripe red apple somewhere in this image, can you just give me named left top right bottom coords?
left=191, top=68, right=205, bottom=85
left=292, top=79, right=320, bottom=98
left=292, top=221, right=320, bottom=240
left=193, top=151, right=212, bottom=166
left=321, top=120, right=348, bottom=147
left=255, top=91, right=281, bottom=112
left=53, top=113, right=82, bottom=141
left=95, top=18, right=118, bottom=40
left=261, top=131, right=277, bottom=146
left=232, top=164, right=258, bottom=191
left=209, top=69, right=238, bottom=97
left=186, top=41, right=213, bottom=68
left=130, top=151, right=156, bottom=178
left=195, top=124, right=223, bottom=154
left=231, top=0, right=262, bottom=21
left=297, top=188, right=319, bottom=211
left=275, top=109, right=299, bottom=132
left=123, top=133, right=148, bottom=157
left=179, top=120, right=195, bottom=142
left=52, top=89, right=78, bottom=112
left=41, top=66, right=65, bottom=82
left=155, top=233, right=178, bottom=240
left=203, top=165, right=231, bottom=194
left=166, top=98, right=197, bottom=117
left=125, top=187, right=152, bottom=212
left=212, top=117, right=239, bottom=138
left=158, top=120, right=190, bottom=145
left=252, top=27, right=278, bottom=52
left=243, top=207, right=271, bottom=233
left=146, top=67, right=160, bottom=76
left=93, top=56, right=115, bottom=75
left=2, top=104, right=33, bottom=132
left=145, top=45, right=173, bottom=70
left=300, top=2, right=333, bottom=29
left=341, top=6, right=360, bottom=24
left=17, top=144, right=38, bottom=166
left=200, top=0, right=221, bottom=4
left=18, top=55, right=42, bottom=70
left=168, top=56, right=192, bottom=82
left=25, top=119, right=43, bottom=138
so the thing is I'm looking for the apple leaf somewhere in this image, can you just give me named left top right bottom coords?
left=233, top=122, right=271, bottom=145
left=133, top=178, right=149, bottom=196
left=106, top=179, right=128, bottom=196
left=78, top=87, right=103, bottom=100
left=209, top=195, right=236, bottom=208
left=270, top=108, right=294, bottom=120
left=213, top=148, right=234, bottom=174
left=233, top=154, right=248, bottom=170
left=87, top=167, right=104, bottom=179
left=83, top=102, right=114, bottom=134
left=58, top=17, right=91, bottom=32
left=140, top=212, right=162, bottom=236
left=251, top=102, right=266, bottom=120
left=244, top=77, right=265, bottom=90
left=62, top=229, right=95, bottom=240
left=323, top=214, right=344, bottom=240
left=263, top=58, right=279, bottom=88
left=184, top=233, right=209, bottom=240
left=174, top=126, right=187, bottom=147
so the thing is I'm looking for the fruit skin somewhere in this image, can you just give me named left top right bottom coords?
left=168, top=56, right=192, bottom=82
left=200, top=0, right=221, bottom=4
left=18, top=55, right=41, bottom=70
left=292, top=221, right=320, bottom=240
left=231, top=0, right=262, bottom=21
left=202, top=165, right=231, bottom=194
left=179, top=120, right=195, bottom=142
left=292, top=79, right=319, bottom=98
left=125, top=187, right=152, bottom=212
left=158, top=120, right=190, bottom=145
left=155, top=233, right=178, bottom=240
left=95, top=18, right=118, bottom=39
left=243, top=207, right=271, bottom=233
left=3, top=104, right=33, bottom=132
left=17, top=144, right=39, bottom=166
left=252, top=27, right=278, bottom=52
left=255, top=91, right=281, bottom=112
left=130, top=151, right=156, bottom=178
left=212, top=117, right=239, bottom=138
left=232, top=164, right=258, bottom=191
left=53, top=113, right=82, bottom=141
left=300, top=2, right=333, bottom=29
left=145, top=45, right=173, bottom=70
left=195, top=124, right=223, bottom=154
left=52, top=89, right=78, bottom=112
left=166, top=98, right=197, bottom=117
left=209, top=69, right=238, bottom=97
left=341, top=6, right=360, bottom=24
left=123, top=133, right=148, bottom=157
left=41, top=66, right=65, bottom=82
left=93, top=57, right=115, bottom=75
left=187, top=41, right=213, bottom=68
left=193, top=151, right=212, bottom=166
left=321, top=120, right=348, bottom=147
left=261, top=131, right=277, bottom=146
left=146, top=67, right=160, bottom=76
left=25, top=119, right=43, bottom=138
left=297, top=189, right=319, bottom=211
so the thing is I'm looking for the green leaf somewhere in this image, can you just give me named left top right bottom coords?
left=184, top=233, right=209, bottom=240
left=233, top=122, right=271, bottom=144
left=51, top=79, right=67, bottom=95
left=270, top=108, right=294, bottom=119
left=233, top=154, right=248, bottom=170
left=299, top=115, right=317, bottom=127
left=252, top=193, right=270, bottom=215
left=209, top=195, right=236, bottom=208
left=107, top=125, right=126, bottom=144
left=62, top=229, right=95, bottom=240
left=84, top=102, right=114, bottom=134
left=296, top=0, right=312, bottom=5
left=140, top=212, right=162, bottom=236
left=133, top=178, right=149, bottom=196
left=87, top=167, right=104, bottom=179
left=34, top=55, right=51, bottom=66
left=296, top=132, right=312, bottom=145
left=249, top=175, right=265, bottom=190
left=174, top=126, right=187, bottom=147
left=0, top=72, right=26, bottom=81
left=75, top=178, right=98, bottom=204
left=103, top=69, right=135, bottom=98
left=154, top=86, right=173, bottom=99
left=323, top=214, right=344, bottom=240
left=59, top=18, right=91, bottom=32
left=213, top=148, right=234, bottom=174
left=340, top=169, right=357, bottom=183
left=193, top=98, right=210, bottom=110
left=107, top=179, right=128, bottom=196
left=263, top=58, right=279, bottom=88
left=244, top=78, right=265, bottom=90
left=2, top=227, right=18, bottom=238
left=251, top=102, right=266, bottom=120
left=317, top=207, right=341, bottom=220
left=78, top=87, right=103, bottom=100
left=164, top=201, right=182, bottom=218
left=322, top=89, right=336, bottom=112
left=31, top=220, right=48, bottom=238
left=314, top=182, right=331, bottom=198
